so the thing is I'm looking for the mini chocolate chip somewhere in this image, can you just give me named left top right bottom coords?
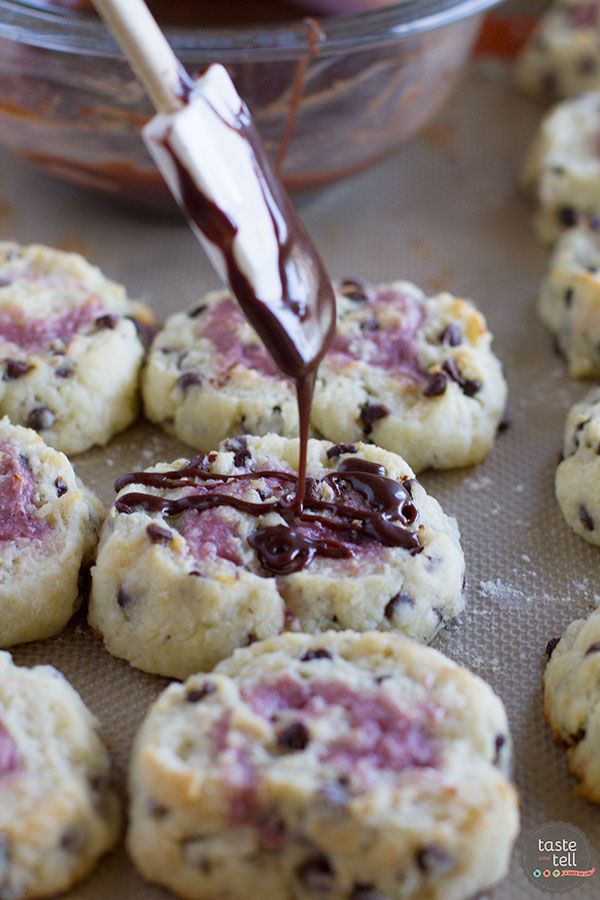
left=579, top=54, right=596, bottom=74
left=60, top=827, right=87, bottom=853
left=224, top=436, right=251, bottom=468
left=439, top=324, right=462, bottom=346
left=564, top=287, right=574, bottom=307
left=126, top=315, right=153, bottom=346
left=493, top=734, right=506, bottom=765
left=147, top=523, right=173, bottom=544
left=442, top=358, right=481, bottom=396
left=244, top=632, right=257, bottom=646
left=350, top=884, right=385, bottom=900
left=571, top=728, right=586, bottom=745
left=541, top=70, right=558, bottom=94
left=296, top=854, right=334, bottom=889
left=462, top=378, right=481, bottom=397
left=384, top=592, right=413, bottom=620
left=416, top=845, right=453, bottom=875
left=585, top=642, right=600, bottom=656
left=443, top=359, right=461, bottom=383
left=423, top=372, right=447, bottom=397
left=55, top=477, right=68, bottom=497
left=4, top=359, right=32, bottom=380
left=360, top=318, right=380, bottom=333
left=359, top=402, right=390, bottom=436
left=55, top=365, right=73, bottom=378
left=340, top=279, right=368, bottom=302
left=327, top=443, right=357, bottom=460
left=301, top=649, right=333, bottom=661
left=498, top=404, right=511, bottom=433
left=26, top=406, right=55, bottom=430
left=186, top=682, right=216, bottom=703
left=545, top=637, right=561, bottom=658
left=181, top=836, right=213, bottom=872
left=579, top=504, right=595, bottom=531
left=95, top=314, right=119, bottom=330
left=177, top=372, right=202, bottom=391
left=117, top=587, right=131, bottom=609
left=188, top=303, right=207, bottom=318
left=320, top=780, right=349, bottom=807
left=558, top=206, right=577, bottom=228
left=148, top=800, right=169, bottom=819
left=587, top=265, right=599, bottom=274
left=277, top=721, right=310, bottom=751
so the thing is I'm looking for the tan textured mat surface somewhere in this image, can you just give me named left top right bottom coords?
left=1, top=59, right=598, bottom=898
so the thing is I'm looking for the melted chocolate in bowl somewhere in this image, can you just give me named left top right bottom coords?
left=39, top=1, right=395, bottom=25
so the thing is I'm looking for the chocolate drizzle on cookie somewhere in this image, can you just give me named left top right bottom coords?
left=114, top=456, right=421, bottom=575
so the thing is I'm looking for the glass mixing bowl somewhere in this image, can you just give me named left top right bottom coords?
left=0, top=0, right=501, bottom=210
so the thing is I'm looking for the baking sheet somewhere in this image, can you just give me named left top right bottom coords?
left=1, top=58, right=599, bottom=898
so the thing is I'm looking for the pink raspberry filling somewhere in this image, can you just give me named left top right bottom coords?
left=182, top=507, right=244, bottom=567
left=569, top=3, right=598, bottom=27
left=243, top=675, right=438, bottom=775
left=0, top=721, right=20, bottom=777
left=0, top=300, right=103, bottom=353
left=0, top=441, right=50, bottom=543
left=202, top=298, right=282, bottom=378
left=329, top=286, right=425, bottom=380
left=180, top=471, right=285, bottom=568
left=211, top=676, right=437, bottom=829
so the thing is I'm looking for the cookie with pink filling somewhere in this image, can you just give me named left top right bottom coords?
left=88, top=434, right=464, bottom=678
left=0, top=417, right=102, bottom=648
left=0, top=651, right=119, bottom=899
left=0, top=242, right=154, bottom=455
left=128, top=631, right=519, bottom=900
left=142, top=281, right=506, bottom=473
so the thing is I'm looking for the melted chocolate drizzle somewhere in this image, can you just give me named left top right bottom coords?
left=115, top=456, right=422, bottom=575
left=162, top=72, right=336, bottom=507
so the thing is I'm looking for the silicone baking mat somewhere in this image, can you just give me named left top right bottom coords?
left=2, top=57, right=599, bottom=898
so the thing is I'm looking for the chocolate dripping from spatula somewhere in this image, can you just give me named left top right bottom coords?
left=164, top=67, right=336, bottom=512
